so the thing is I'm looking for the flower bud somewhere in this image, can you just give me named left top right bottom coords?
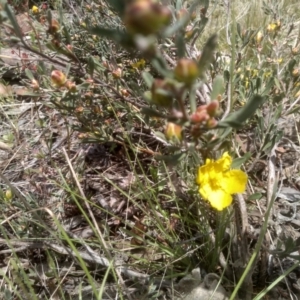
left=31, top=79, right=39, bottom=90
left=174, top=58, right=199, bottom=85
left=185, top=25, right=194, bottom=41
left=292, top=68, right=300, bottom=77
left=48, top=19, right=60, bottom=34
left=196, top=105, right=207, bottom=113
left=121, top=89, right=130, bottom=97
left=206, top=118, right=218, bottom=128
left=292, top=47, right=299, bottom=55
left=65, top=81, right=76, bottom=92
left=176, top=8, right=188, bottom=20
left=191, top=11, right=197, bottom=21
left=80, top=21, right=87, bottom=28
left=190, top=111, right=209, bottom=124
left=256, top=31, right=263, bottom=44
left=151, top=79, right=173, bottom=107
left=31, top=5, right=39, bottom=14
left=112, top=68, right=123, bottom=79
left=51, top=70, right=66, bottom=87
left=84, top=92, right=93, bottom=100
left=124, top=0, right=172, bottom=36
left=4, top=189, right=12, bottom=201
left=206, top=100, right=219, bottom=117
left=165, top=122, right=182, bottom=141
left=66, top=44, right=73, bottom=52
left=102, top=61, right=110, bottom=69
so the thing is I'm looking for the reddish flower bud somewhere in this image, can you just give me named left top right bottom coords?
left=206, top=100, right=219, bottom=117
left=65, top=81, right=76, bottom=92
left=196, top=105, right=207, bottom=113
left=48, top=19, right=60, bottom=34
left=112, top=68, right=123, bottom=79
left=51, top=70, right=66, bottom=87
left=190, top=111, right=209, bottom=123
left=66, top=44, right=73, bottom=52
left=124, top=0, right=172, bottom=36
left=121, top=89, right=130, bottom=97
left=174, top=58, right=199, bottom=85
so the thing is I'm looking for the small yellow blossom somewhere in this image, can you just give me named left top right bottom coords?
left=31, top=5, right=39, bottom=14
left=196, top=152, right=248, bottom=211
left=131, top=59, right=146, bottom=69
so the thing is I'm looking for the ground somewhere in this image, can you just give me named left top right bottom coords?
left=1, top=0, right=300, bottom=299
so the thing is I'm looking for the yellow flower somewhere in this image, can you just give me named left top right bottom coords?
left=196, top=152, right=248, bottom=211
left=31, top=5, right=39, bottom=14
left=131, top=59, right=146, bottom=69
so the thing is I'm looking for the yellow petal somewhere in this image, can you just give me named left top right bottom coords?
left=197, top=164, right=211, bottom=185
left=199, top=183, right=213, bottom=200
left=216, top=152, right=232, bottom=171
left=220, top=170, right=248, bottom=194
left=207, top=189, right=233, bottom=211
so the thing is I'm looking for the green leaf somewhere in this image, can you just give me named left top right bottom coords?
left=175, top=31, right=186, bottom=59
left=176, top=0, right=183, bottom=10
left=255, top=77, right=262, bottom=92
left=4, top=3, right=23, bottom=39
left=224, top=70, right=230, bottom=82
left=236, top=22, right=242, bottom=39
left=87, top=57, right=95, bottom=77
left=207, top=127, right=232, bottom=147
left=248, top=193, right=263, bottom=201
left=198, top=34, right=218, bottom=78
left=210, top=75, right=224, bottom=101
left=25, top=69, right=34, bottom=80
left=218, top=95, right=265, bottom=128
left=155, top=152, right=186, bottom=165
left=286, top=105, right=300, bottom=115
left=231, top=152, right=251, bottom=169
left=141, top=107, right=165, bottom=118
left=261, top=77, right=274, bottom=96
left=196, top=16, right=209, bottom=38
left=151, top=56, right=172, bottom=78
left=288, top=59, right=297, bottom=73
left=88, top=26, right=133, bottom=46
left=164, top=15, right=190, bottom=37
left=142, top=72, right=154, bottom=88
left=105, top=0, right=126, bottom=16
left=189, top=86, right=197, bottom=113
